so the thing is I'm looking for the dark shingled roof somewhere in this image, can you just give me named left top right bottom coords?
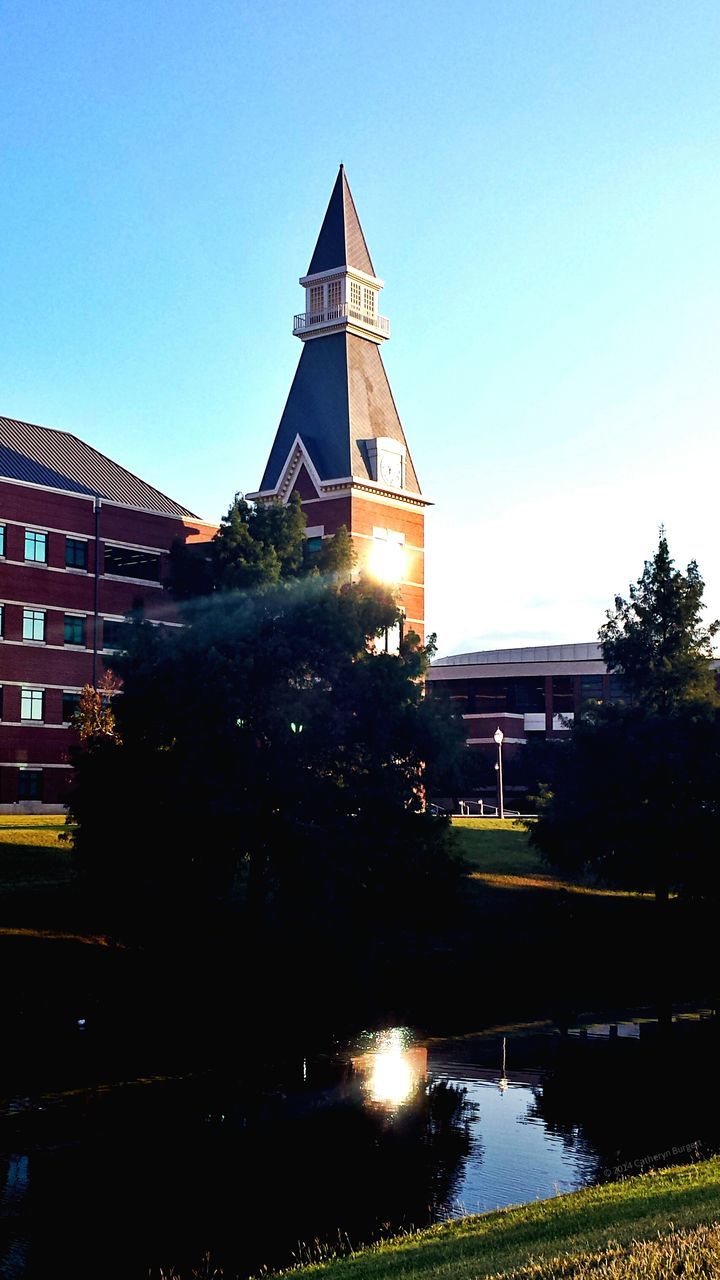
left=0, top=415, right=197, bottom=518
left=259, top=333, right=421, bottom=494
left=307, top=166, right=375, bottom=277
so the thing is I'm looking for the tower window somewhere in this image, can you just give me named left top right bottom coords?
left=349, top=280, right=362, bottom=311
left=363, top=288, right=375, bottom=316
left=328, top=280, right=341, bottom=309
left=310, top=285, right=324, bottom=315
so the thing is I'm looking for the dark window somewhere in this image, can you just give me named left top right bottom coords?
left=18, top=770, right=42, bottom=801
left=580, top=675, right=604, bottom=705
left=552, top=676, right=575, bottom=713
left=63, top=691, right=81, bottom=723
left=608, top=674, right=631, bottom=703
left=25, top=530, right=47, bottom=562
left=66, top=538, right=88, bottom=569
left=306, top=536, right=322, bottom=554
left=0, top=686, right=3, bottom=719
left=23, top=609, right=46, bottom=642
left=0, top=603, right=3, bottom=637
left=507, top=678, right=545, bottom=713
left=0, top=525, right=5, bottom=556
left=103, top=619, right=129, bottom=651
left=104, top=545, right=160, bottom=582
left=64, top=615, right=86, bottom=646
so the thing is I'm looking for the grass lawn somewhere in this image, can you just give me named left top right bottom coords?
left=0, top=815, right=75, bottom=889
left=289, top=1158, right=720, bottom=1280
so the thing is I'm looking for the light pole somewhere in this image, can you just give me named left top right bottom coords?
left=494, top=727, right=505, bottom=820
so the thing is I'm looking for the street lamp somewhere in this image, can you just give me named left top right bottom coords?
left=493, top=727, right=505, bottom=820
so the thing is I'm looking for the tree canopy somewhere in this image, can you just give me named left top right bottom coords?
left=170, top=492, right=354, bottom=599
left=531, top=532, right=720, bottom=901
left=70, top=491, right=462, bottom=947
left=599, top=529, right=719, bottom=714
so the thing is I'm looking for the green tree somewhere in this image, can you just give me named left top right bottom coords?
left=599, top=529, right=719, bottom=713
left=170, top=492, right=355, bottom=598
left=68, top=576, right=461, bottom=938
left=531, top=534, right=720, bottom=902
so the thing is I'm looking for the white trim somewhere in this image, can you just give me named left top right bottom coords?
left=467, top=737, right=527, bottom=746
left=304, top=525, right=325, bottom=538
left=0, top=639, right=89, bottom=653
left=103, top=539, right=170, bottom=556
left=461, top=712, right=524, bottom=721
left=2, top=720, right=68, bottom=729
left=299, top=265, right=384, bottom=289
left=1, top=680, right=82, bottom=691
left=0, top=762, right=72, bottom=769
left=103, top=573, right=163, bottom=589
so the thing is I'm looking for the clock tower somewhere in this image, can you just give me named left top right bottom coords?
left=250, top=165, right=429, bottom=641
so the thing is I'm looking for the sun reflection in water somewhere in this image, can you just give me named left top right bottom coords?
left=352, top=1029, right=427, bottom=1110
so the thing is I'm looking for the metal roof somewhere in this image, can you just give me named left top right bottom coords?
left=433, top=643, right=604, bottom=668
left=259, top=333, right=421, bottom=494
left=0, top=416, right=197, bottom=518
left=307, top=166, right=375, bottom=277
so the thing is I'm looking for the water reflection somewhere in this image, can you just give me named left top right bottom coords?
left=0, top=1018, right=718, bottom=1278
left=351, top=1028, right=427, bottom=1109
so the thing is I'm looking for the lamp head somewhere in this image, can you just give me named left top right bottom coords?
left=494, top=727, right=504, bottom=745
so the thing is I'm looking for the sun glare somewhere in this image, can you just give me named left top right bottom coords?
left=368, top=538, right=405, bottom=584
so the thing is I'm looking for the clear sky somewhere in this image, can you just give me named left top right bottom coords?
left=1, top=0, right=718, bottom=656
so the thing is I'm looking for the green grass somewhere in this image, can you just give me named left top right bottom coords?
left=286, top=1159, right=720, bottom=1280
left=0, top=816, right=74, bottom=888
left=451, top=819, right=542, bottom=876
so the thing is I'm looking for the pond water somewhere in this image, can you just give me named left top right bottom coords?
left=0, top=1015, right=718, bottom=1279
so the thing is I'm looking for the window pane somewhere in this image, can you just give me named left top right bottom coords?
left=22, top=609, right=46, bottom=642
left=21, top=689, right=44, bottom=721
left=0, top=525, right=5, bottom=556
left=104, top=545, right=160, bottom=581
left=25, top=530, right=47, bottom=562
left=0, top=603, right=3, bottom=637
left=580, top=675, right=604, bottom=704
left=552, top=675, right=575, bottom=713
left=103, top=619, right=129, bottom=651
left=18, top=770, right=42, bottom=801
left=66, top=538, right=88, bottom=569
left=63, top=691, right=81, bottom=723
left=64, top=615, right=86, bottom=646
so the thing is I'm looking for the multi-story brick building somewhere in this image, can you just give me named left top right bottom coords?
left=249, top=165, right=429, bottom=643
left=0, top=416, right=214, bottom=810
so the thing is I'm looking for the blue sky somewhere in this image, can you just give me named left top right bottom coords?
left=1, top=0, right=718, bottom=654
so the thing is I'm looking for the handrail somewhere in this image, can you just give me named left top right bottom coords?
left=293, top=303, right=390, bottom=335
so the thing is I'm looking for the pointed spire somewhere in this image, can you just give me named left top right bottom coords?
left=307, top=165, right=375, bottom=276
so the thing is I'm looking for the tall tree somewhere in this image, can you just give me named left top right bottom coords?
left=531, top=534, right=720, bottom=902
left=599, top=529, right=719, bottom=713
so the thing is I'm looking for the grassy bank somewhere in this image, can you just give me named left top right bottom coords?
left=287, top=1158, right=720, bottom=1280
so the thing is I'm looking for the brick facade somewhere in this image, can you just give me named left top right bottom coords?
left=0, top=474, right=214, bottom=810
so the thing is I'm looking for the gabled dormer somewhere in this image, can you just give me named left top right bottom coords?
left=292, top=165, right=390, bottom=345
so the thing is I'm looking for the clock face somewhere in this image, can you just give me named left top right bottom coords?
left=379, top=453, right=403, bottom=488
